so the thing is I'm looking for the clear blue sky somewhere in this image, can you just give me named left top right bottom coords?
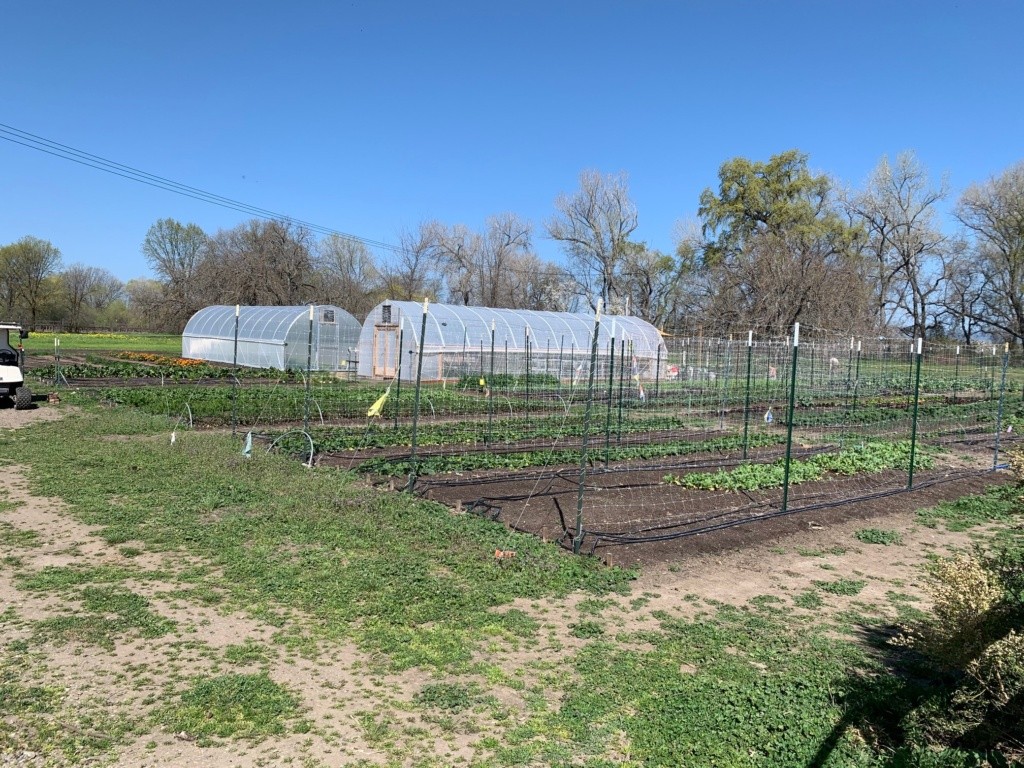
left=2, top=0, right=1022, bottom=282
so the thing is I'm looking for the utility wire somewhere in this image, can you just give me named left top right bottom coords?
left=0, top=122, right=404, bottom=254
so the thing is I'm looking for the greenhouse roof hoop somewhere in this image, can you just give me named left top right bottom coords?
left=183, top=305, right=357, bottom=345
left=373, top=300, right=665, bottom=355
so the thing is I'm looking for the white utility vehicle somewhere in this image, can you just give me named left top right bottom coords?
left=0, top=323, right=31, bottom=410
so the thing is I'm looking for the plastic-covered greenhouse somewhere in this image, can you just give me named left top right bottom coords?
left=356, top=300, right=668, bottom=382
left=183, top=305, right=362, bottom=372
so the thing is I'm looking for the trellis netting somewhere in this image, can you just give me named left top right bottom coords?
left=355, top=300, right=668, bottom=382
left=117, top=312, right=1022, bottom=563
left=183, top=305, right=361, bottom=372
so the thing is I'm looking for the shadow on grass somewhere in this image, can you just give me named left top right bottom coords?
left=808, top=622, right=1022, bottom=768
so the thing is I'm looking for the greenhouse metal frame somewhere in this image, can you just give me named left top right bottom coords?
left=183, top=304, right=362, bottom=372
left=356, top=300, right=668, bottom=382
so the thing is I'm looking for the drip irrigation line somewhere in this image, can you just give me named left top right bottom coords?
left=579, top=468, right=991, bottom=550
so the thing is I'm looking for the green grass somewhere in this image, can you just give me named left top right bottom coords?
left=793, top=589, right=825, bottom=609
left=22, top=331, right=181, bottom=356
left=917, top=483, right=1021, bottom=531
left=0, top=520, right=40, bottom=548
left=31, top=585, right=175, bottom=650
left=813, top=578, right=867, bottom=596
left=0, top=644, right=137, bottom=761
left=413, top=682, right=482, bottom=713
left=155, top=673, right=301, bottom=740
left=855, top=528, right=903, bottom=546
left=0, top=406, right=631, bottom=671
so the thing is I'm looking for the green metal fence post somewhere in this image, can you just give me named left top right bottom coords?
left=407, top=299, right=430, bottom=492
left=654, top=344, right=661, bottom=400
left=604, top=332, right=616, bottom=466
left=231, top=304, right=240, bottom=435
left=303, top=304, right=314, bottom=434
left=851, top=340, right=862, bottom=414
left=488, top=321, right=495, bottom=447
left=557, top=334, right=564, bottom=393
left=574, top=301, right=603, bottom=555
left=780, top=323, right=801, bottom=514
left=993, top=343, right=1010, bottom=470
left=742, top=331, right=754, bottom=459
left=393, top=326, right=404, bottom=430
left=525, top=325, right=531, bottom=418
left=617, top=338, right=626, bottom=444
left=908, top=338, right=924, bottom=489
left=952, top=345, right=960, bottom=404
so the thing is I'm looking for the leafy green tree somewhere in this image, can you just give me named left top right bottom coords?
left=141, top=218, right=208, bottom=329
left=696, top=150, right=866, bottom=334
left=0, top=236, right=62, bottom=327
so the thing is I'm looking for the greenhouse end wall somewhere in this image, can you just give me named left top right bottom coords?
left=356, top=300, right=668, bottom=382
left=183, top=305, right=362, bottom=372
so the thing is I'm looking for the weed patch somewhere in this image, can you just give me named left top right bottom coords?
left=155, top=673, right=300, bottom=740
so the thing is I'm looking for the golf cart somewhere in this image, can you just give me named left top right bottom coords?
left=0, top=322, right=31, bottom=410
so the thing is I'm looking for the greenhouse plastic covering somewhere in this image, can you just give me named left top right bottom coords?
left=183, top=305, right=361, bottom=371
left=356, top=300, right=668, bottom=381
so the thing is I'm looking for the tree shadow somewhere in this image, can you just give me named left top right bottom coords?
left=807, top=620, right=1022, bottom=767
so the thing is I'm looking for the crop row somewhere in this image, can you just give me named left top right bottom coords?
left=353, top=432, right=786, bottom=477
left=662, top=440, right=931, bottom=492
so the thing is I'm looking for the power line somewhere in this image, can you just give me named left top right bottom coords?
left=0, top=122, right=404, bottom=254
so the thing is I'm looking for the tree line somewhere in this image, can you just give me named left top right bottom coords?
left=3, top=149, right=1022, bottom=348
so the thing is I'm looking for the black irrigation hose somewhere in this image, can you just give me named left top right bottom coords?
left=580, top=467, right=994, bottom=551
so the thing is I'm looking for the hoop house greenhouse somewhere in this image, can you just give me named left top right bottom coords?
left=183, top=305, right=361, bottom=372
left=356, top=300, right=668, bottom=382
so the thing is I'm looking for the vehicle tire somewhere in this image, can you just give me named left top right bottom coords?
left=14, top=386, right=31, bottom=410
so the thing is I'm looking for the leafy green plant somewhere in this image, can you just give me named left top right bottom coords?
left=856, top=528, right=903, bottom=546
left=813, top=578, right=867, bottom=596
left=663, top=441, right=931, bottom=492
left=569, top=621, right=605, bottom=639
left=413, top=682, right=480, bottom=713
left=155, top=673, right=300, bottom=739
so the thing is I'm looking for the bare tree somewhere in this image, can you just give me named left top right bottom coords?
left=432, top=213, right=535, bottom=307
left=955, top=162, right=1024, bottom=349
left=546, top=170, right=639, bottom=312
left=201, top=219, right=317, bottom=307
left=938, top=248, right=984, bottom=344
left=619, top=242, right=693, bottom=327
left=845, top=152, right=950, bottom=338
left=61, top=264, right=104, bottom=330
left=87, top=270, right=125, bottom=311
left=315, top=235, right=384, bottom=320
left=380, top=224, right=441, bottom=301
left=123, top=278, right=166, bottom=331
left=507, top=255, right=568, bottom=311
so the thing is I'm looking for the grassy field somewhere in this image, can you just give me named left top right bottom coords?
left=21, top=331, right=182, bottom=356
left=0, top=402, right=1021, bottom=766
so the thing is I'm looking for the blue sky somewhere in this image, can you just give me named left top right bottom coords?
left=2, top=0, right=1022, bottom=282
